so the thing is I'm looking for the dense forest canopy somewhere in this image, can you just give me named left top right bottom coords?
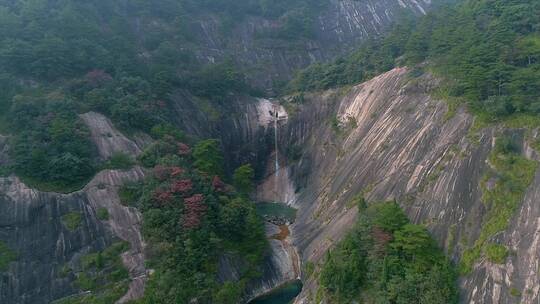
left=1, top=0, right=538, bottom=303
left=318, top=199, right=458, bottom=303
left=0, top=0, right=329, bottom=190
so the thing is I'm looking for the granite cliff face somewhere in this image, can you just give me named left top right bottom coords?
left=9, top=2, right=540, bottom=303
left=0, top=168, right=147, bottom=304
left=181, top=0, right=431, bottom=91
left=257, top=67, right=540, bottom=303
left=0, top=111, right=149, bottom=304
left=0, top=98, right=295, bottom=303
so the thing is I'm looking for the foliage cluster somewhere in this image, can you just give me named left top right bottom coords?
left=0, top=241, right=17, bottom=271
left=62, top=212, right=83, bottom=231
left=53, top=241, right=131, bottom=304
left=8, top=98, right=96, bottom=191
left=319, top=201, right=458, bottom=303
left=127, top=135, right=266, bottom=303
left=460, top=135, right=537, bottom=274
left=289, top=0, right=540, bottom=123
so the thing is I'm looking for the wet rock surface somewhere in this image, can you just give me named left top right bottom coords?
left=243, top=223, right=300, bottom=302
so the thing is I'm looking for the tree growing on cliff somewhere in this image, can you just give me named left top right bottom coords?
left=233, top=164, right=255, bottom=196
left=193, top=139, right=224, bottom=176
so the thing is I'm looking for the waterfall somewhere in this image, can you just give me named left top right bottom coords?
left=274, top=104, right=279, bottom=200
left=274, top=106, right=279, bottom=173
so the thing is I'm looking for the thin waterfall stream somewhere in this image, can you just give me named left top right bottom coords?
left=249, top=101, right=303, bottom=304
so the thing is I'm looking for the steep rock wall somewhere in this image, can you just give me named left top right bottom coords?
left=183, top=0, right=431, bottom=90
left=168, top=93, right=276, bottom=177
left=276, top=68, right=540, bottom=303
left=0, top=114, right=149, bottom=304
left=0, top=168, right=146, bottom=304
left=0, top=102, right=299, bottom=303
left=80, top=112, right=151, bottom=160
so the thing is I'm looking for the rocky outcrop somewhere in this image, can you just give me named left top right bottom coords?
left=244, top=223, right=300, bottom=301
left=0, top=168, right=145, bottom=304
left=0, top=135, right=9, bottom=167
left=84, top=168, right=148, bottom=303
left=168, top=94, right=278, bottom=177
left=184, top=0, right=432, bottom=91
left=0, top=114, right=149, bottom=304
left=80, top=112, right=150, bottom=160
left=267, top=68, right=540, bottom=303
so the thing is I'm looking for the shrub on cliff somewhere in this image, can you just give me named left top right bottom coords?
left=319, top=200, right=458, bottom=303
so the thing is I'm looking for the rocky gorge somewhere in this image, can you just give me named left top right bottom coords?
left=1, top=1, right=539, bottom=303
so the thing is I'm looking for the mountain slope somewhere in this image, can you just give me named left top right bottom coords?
left=270, top=67, right=540, bottom=303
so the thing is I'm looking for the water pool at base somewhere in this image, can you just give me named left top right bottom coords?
left=248, top=280, right=303, bottom=304
left=255, top=202, right=297, bottom=222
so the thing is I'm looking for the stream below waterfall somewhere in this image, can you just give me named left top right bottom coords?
left=248, top=280, right=303, bottom=304
left=250, top=100, right=303, bottom=304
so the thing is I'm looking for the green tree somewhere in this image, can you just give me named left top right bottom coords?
left=193, top=139, right=224, bottom=176
left=233, top=164, right=255, bottom=195
left=370, top=202, right=409, bottom=233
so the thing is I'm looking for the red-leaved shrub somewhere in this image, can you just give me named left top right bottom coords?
left=171, top=179, right=193, bottom=194
left=183, top=194, right=207, bottom=229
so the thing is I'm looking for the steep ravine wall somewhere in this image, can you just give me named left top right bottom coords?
left=0, top=168, right=147, bottom=304
left=184, top=0, right=432, bottom=90
left=0, top=112, right=149, bottom=304
left=0, top=100, right=295, bottom=303
left=273, top=68, right=540, bottom=303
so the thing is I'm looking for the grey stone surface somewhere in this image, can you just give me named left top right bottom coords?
left=0, top=168, right=146, bottom=304
left=187, top=0, right=431, bottom=91
left=80, top=112, right=148, bottom=160
left=275, top=68, right=540, bottom=304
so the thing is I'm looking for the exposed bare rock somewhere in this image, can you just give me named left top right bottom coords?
left=168, top=93, right=277, bottom=176
left=0, top=165, right=146, bottom=304
left=187, top=0, right=431, bottom=90
left=244, top=223, right=300, bottom=301
left=276, top=68, right=540, bottom=303
left=0, top=135, right=9, bottom=167
left=80, top=112, right=147, bottom=160
left=83, top=168, right=148, bottom=303
left=257, top=167, right=297, bottom=206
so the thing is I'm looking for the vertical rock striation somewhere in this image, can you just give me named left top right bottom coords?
left=278, top=68, right=540, bottom=304
left=0, top=168, right=145, bottom=304
left=185, top=0, right=431, bottom=90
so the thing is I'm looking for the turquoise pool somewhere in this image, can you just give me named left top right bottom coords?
left=248, top=280, right=303, bottom=304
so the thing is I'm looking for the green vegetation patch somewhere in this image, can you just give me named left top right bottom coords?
left=103, top=153, right=135, bottom=170
left=131, top=136, right=267, bottom=303
left=288, top=0, right=540, bottom=128
left=510, top=287, right=522, bottom=297
left=0, top=241, right=17, bottom=271
left=118, top=182, right=142, bottom=207
left=485, top=243, right=509, bottom=264
left=318, top=200, right=458, bottom=304
left=54, top=241, right=130, bottom=304
left=461, top=136, right=537, bottom=274
left=96, top=208, right=109, bottom=221
left=62, top=212, right=83, bottom=231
